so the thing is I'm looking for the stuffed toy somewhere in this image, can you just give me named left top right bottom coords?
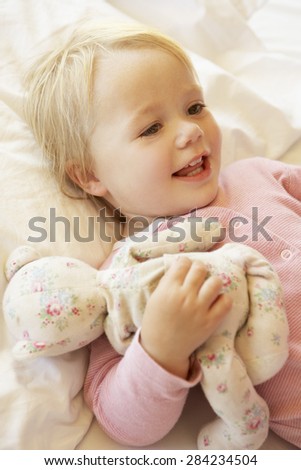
left=3, top=218, right=289, bottom=449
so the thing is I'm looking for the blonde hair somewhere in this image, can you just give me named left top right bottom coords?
left=24, top=20, right=195, bottom=203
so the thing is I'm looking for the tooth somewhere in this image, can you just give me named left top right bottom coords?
left=189, top=157, right=202, bottom=167
left=187, top=166, right=204, bottom=177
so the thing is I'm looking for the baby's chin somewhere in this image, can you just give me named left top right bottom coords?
left=132, top=190, right=219, bottom=222
left=169, top=196, right=218, bottom=218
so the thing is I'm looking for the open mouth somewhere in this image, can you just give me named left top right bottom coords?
left=173, top=155, right=206, bottom=177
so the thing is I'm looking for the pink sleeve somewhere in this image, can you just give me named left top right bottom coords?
left=288, top=163, right=301, bottom=201
left=84, top=331, right=201, bottom=447
left=271, top=159, right=301, bottom=201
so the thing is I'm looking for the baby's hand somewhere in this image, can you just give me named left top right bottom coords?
left=140, top=257, right=232, bottom=379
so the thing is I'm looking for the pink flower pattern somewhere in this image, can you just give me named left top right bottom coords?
left=242, top=403, right=268, bottom=434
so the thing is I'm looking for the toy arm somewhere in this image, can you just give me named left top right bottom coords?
left=235, top=245, right=289, bottom=385
left=115, top=217, right=222, bottom=266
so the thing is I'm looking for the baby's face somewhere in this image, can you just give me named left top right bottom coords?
left=87, top=47, right=222, bottom=222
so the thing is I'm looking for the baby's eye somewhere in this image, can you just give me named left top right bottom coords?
left=140, top=122, right=162, bottom=137
left=188, top=103, right=206, bottom=116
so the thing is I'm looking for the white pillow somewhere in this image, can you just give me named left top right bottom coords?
left=108, top=0, right=267, bottom=58
left=230, top=0, right=268, bottom=18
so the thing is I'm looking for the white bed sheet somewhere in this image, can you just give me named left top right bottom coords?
left=0, top=0, right=300, bottom=450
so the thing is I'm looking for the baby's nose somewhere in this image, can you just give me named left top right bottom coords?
left=175, top=122, right=204, bottom=148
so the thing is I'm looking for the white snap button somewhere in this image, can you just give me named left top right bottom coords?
left=281, top=249, right=292, bottom=260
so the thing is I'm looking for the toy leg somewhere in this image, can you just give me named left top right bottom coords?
left=197, top=342, right=269, bottom=450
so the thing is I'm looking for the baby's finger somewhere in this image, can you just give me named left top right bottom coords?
left=182, top=260, right=208, bottom=292
left=160, top=256, right=192, bottom=284
left=198, top=275, right=224, bottom=308
left=205, top=293, right=233, bottom=332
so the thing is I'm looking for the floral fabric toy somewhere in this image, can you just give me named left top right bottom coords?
left=3, top=219, right=289, bottom=449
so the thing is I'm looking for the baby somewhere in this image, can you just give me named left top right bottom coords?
left=24, top=20, right=301, bottom=448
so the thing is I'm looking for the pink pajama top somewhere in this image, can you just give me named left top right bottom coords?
left=84, top=157, right=301, bottom=448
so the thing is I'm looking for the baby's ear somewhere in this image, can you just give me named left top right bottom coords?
left=66, top=163, right=107, bottom=197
